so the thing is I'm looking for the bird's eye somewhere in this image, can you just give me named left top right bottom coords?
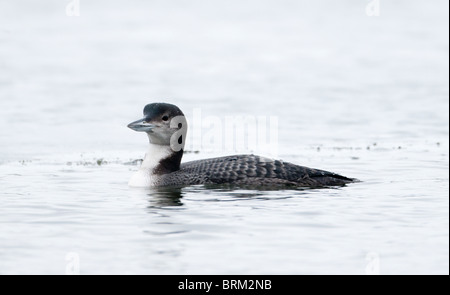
left=162, top=115, right=169, bottom=121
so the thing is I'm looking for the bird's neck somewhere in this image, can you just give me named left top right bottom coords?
left=141, top=143, right=183, bottom=175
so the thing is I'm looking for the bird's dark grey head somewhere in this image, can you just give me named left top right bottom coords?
left=142, top=103, right=184, bottom=124
left=128, top=103, right=187, bottom=149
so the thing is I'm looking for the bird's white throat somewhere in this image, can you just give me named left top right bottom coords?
left=128, top=144, right=173, bottom=187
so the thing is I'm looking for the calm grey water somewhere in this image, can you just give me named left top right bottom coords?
left=0, top=0, right=448, bottom=274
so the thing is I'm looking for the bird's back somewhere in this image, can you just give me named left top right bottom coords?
left=157, top=154, right=355, bottom=187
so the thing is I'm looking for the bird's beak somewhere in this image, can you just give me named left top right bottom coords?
left=127, top=118, right=156, bottom=132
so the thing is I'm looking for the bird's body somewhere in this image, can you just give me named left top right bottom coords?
left=128, top=103, right=357, bottom=188
left=169, top=154, right=353, bottom=187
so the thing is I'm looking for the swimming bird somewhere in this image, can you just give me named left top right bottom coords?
left=127, top=103, right=356, bottom=188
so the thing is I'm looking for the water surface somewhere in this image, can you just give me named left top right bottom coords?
left=0, top=0, right=448, bottom=274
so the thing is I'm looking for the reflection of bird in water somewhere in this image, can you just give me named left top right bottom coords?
left=147, top=187, right=184, bottom=208
left=128, top=103, right=357, bottom=188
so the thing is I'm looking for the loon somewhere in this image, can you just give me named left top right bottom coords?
left=128, top=103, right=356, bottom=188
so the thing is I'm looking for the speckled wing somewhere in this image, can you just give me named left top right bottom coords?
left=161, top=154, right=354, bottom=187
